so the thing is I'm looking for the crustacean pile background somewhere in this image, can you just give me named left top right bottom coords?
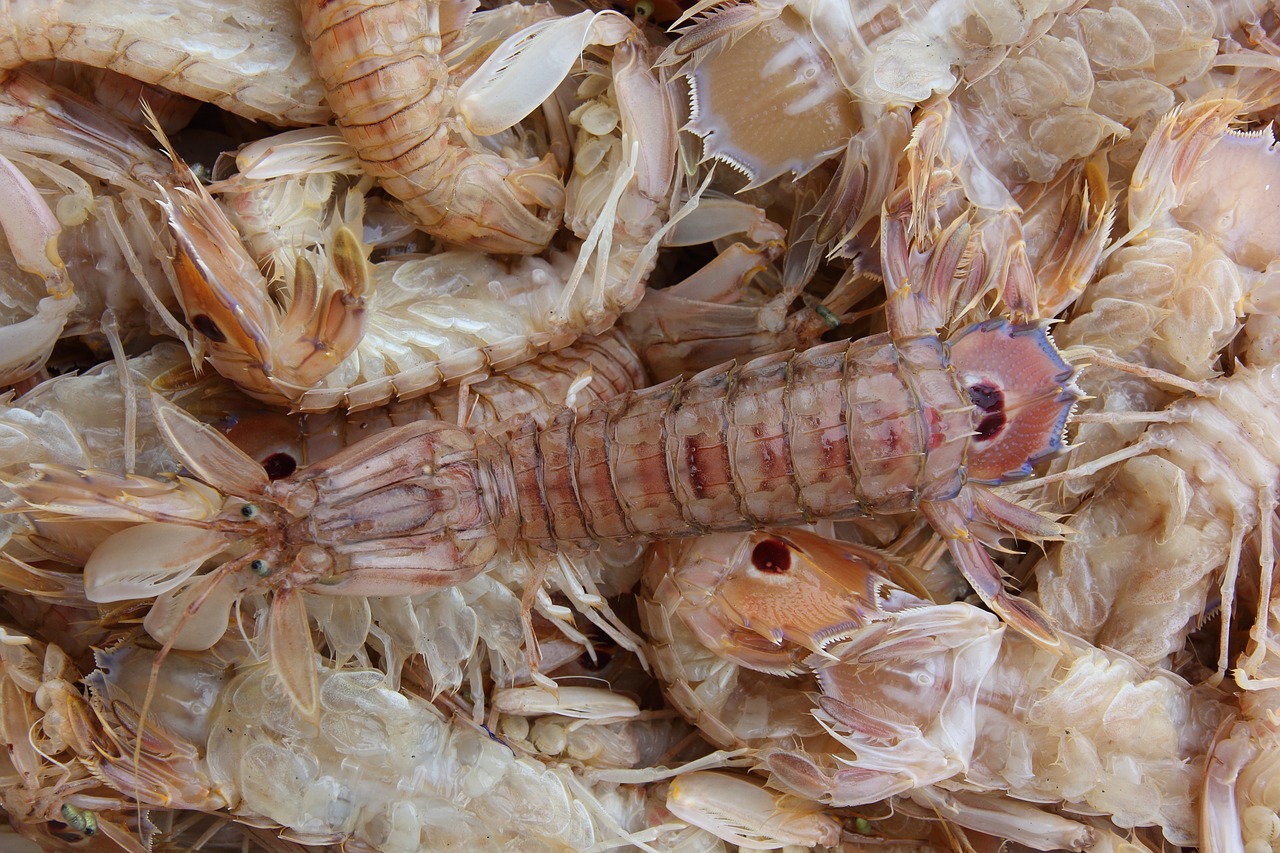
left=0, top=0, right=1279, bottom=850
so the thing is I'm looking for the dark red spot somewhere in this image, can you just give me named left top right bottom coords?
left=192, top=314, right=227, bottom=343
left=685, top=437, right=707, bottom=498
left=262, top=452, right=298, bottom=480
left=977, top=412, right=1006, bottom=440
left=752, top=538, right=792, bottom=573
left=968, top=382, right=1003, bottom=413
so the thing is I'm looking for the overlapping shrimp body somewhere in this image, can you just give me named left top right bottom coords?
left=3, top=329, right=649, bottom=712
left=165, top=23, right=678, bottom=411
left=1031, top=365, right=1280, bottom=668
left=86, top=642, right=701, bottom=853
left=0, top=343, right=193, bottom=566
left=646, top=529, right=1234, bottom=848
left=0, top=624, right=154, bottom=852
left=1044, top=95, right=1280, bottom=508
left=0, top=0, right=328, bottom=124
left=658, top=0, right=1080, bottom=197
left=299, top=1, right=651, bottom=256
left=951, top=0, right=1217, bottom=183
left=638, top=530, right=909, bottom=753
left=6, top=142, right=1082, bottom=721
left=1028, top=96, right=1280, bottom=668
left=0, top=70, right=193, bottom=381
left=194, top=326, right=646, bottom=473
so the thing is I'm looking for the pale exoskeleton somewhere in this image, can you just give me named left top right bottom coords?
left=0, top=624, right=156, bottom=852
left=951, top=0, right=1218, bottom=183
left=1026, top=94, right=1280, bottom=669
left=658, top=0, right=1081, bottom=191
left=162, top=13, right=681, bottom=411
left=0, top=0, right=328, bottom=125
left=0, top=71, right=193, bottom=384
left=1044, top=94, right=1280, bottom=507
left=642, top=527, right=1233, bottom=849
left=85, top=641, right=724, bottom=853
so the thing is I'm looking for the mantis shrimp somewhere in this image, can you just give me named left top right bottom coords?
left=641, top=527, right=1234, bottom=848
left=1, top=116, right=1086, bottom=746
left=162, top=4, right=680, bottom=411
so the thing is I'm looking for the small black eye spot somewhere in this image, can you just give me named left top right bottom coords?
left=752, top=538, right=792, bottom=573
left=240, top=503, right=259, bottom=520
left=250, top=559, right=270, bottom=577
left=262, top=453, right=298, bottom=480
left=191, top=314, right=228, bottom=343
left=977, top=412, right=1007, bottom=441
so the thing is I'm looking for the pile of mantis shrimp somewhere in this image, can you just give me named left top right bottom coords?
left=1, top=0, right=1280, bottom=849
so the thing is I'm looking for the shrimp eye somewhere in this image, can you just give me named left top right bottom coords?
left=633, top=0, right=654, bottom=19
left=751, top=538, right=792, bottom=573
left=250, top=559, right=271, bottom=577
left=240, top=503, right=260, bottom=520
left=191, top=314, right=228, bottom=343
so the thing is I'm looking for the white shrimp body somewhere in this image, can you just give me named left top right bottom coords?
left=88, top=644, right=677, bottom=853
left=1031, top=101, right=1280, bottom=666
left=661, top=532, right=1237, bottom=846
left=952, top=0, right=1218, bottom=184
left=1045, top=96, right=1280, bottom=506
left=1034, top=365, right=1280, bottom=665
left=0, top=0, right=328, bottom=124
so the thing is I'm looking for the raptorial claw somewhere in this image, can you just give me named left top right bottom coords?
left=156, top=156, right=373, bottom=408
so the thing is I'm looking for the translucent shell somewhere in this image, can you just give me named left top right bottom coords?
left=684, top=9, right=858, bottom=187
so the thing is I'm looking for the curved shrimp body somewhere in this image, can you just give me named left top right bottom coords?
left=162, top=43, right=677, bottom=412
left=299, top=0, right=562, bottom=255
left=0, top=0, right=328, bottom=125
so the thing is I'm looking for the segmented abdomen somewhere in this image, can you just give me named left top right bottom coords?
left=299, top=0, right=449, bottom=215
left=499, top=329, right=979, bottom=551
